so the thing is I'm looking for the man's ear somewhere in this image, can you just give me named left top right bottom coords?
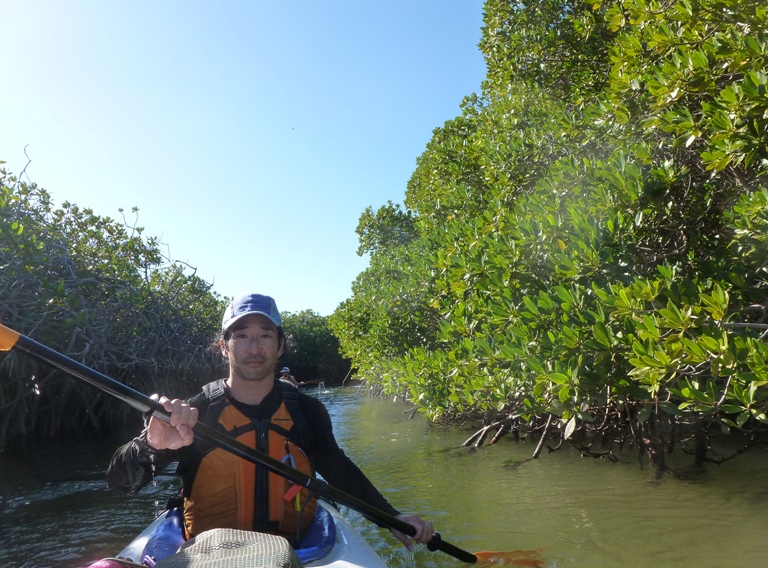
left=278, top=336, right=285, bottom=356
left=220, top=337, right=229, bottom=357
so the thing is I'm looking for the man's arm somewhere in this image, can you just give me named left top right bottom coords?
left=107, top=393, right=204, bottom=494
left=106, top=431, right=176, bottom=494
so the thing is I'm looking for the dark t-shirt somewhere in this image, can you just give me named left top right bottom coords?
left=106, top=381, right=399, bottom=520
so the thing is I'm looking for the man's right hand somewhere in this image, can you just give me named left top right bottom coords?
left=146, top=396, right=199, bottom=450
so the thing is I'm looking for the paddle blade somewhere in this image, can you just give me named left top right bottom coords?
left=0, top=322, right=21, bottom=351
left=474, top=549, right=545, bottom=567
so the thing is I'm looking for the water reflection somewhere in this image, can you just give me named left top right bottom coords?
left=313, top=388, right=768, bottom=568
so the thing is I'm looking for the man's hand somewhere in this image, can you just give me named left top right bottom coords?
left=391, top=514, right=435, bottom=551
left=146, top=396, right=198, bottom=450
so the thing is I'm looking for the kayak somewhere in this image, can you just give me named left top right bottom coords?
left=86, top=500, right=388, bottom=568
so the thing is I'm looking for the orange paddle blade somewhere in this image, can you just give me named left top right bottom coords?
left=0, top=322, right=21, bottom=351
left=474, top=549, right=545, bottom=567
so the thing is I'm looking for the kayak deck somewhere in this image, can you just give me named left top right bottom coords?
left=99, top=500, right=385, bottom=568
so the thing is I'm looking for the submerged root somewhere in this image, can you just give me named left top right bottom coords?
left=462, top=416, right=518, bottom=447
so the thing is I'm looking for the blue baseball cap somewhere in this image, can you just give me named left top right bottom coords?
left=221, top=293, right=282, bottom=331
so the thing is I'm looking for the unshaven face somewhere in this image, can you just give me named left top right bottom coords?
left=221, top=314, right=283, bottom=383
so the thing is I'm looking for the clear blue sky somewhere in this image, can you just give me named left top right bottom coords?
left=1, top=1, right=487, bottom=316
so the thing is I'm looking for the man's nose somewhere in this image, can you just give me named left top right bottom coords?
left=244, top=337, right=264, bottom=351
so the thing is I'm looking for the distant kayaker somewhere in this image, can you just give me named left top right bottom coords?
left=106, top=293, right=435, bottom=551
left=279, top=366, right=300, bottom=387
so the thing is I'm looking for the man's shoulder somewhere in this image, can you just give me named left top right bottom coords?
left=188, top=379, right=227, bottom=412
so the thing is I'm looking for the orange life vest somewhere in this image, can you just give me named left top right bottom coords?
left=182, top=380, right=317, bottom=540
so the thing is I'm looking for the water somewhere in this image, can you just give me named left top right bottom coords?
left=2, top=386, right=768, bottom=567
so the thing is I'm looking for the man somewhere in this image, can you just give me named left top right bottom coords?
left=280, top=366, right=300, bottom=387
left=107, top=293, right=434, bottom=550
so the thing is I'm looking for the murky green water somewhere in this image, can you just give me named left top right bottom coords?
left=2, top=386, right=768, bottom=567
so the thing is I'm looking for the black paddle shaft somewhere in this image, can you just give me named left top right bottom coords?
left=3, top=327, right=478, bottom=564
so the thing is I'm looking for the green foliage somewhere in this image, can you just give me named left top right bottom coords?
left=333, top=0, right=768, bottom=467
left=355, top=201, right=417, bottom=257
left=330, top=237, right=442, bottom=377
left=406, top=84, right=574, bottom=231
left=604, top=0, right=768, bottom=175
left=0, top=169, right=226, bottom=452
left=281, top=310, right=350, bottom=383
left=481, top=0, right=615, bottom=102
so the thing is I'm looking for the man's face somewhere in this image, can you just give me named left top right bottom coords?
left=221, top=314, right=283, bottom=383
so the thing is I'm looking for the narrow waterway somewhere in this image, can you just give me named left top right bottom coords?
left=1, top=386, right=767, bottom=567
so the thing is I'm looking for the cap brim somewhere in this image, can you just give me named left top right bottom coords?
left=223, top=311, right=282, bottom=331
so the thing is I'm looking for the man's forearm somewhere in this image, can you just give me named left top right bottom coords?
left=106, top=435, right=172, bottom=495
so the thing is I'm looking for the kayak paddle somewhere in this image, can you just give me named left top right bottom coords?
left=0, top=321, right=543, bottom=566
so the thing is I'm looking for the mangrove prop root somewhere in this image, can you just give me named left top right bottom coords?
left=531, top=415, right=553, bottom=460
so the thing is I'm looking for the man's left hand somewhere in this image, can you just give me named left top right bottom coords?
left=391, top=514, right=435, bottom=551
